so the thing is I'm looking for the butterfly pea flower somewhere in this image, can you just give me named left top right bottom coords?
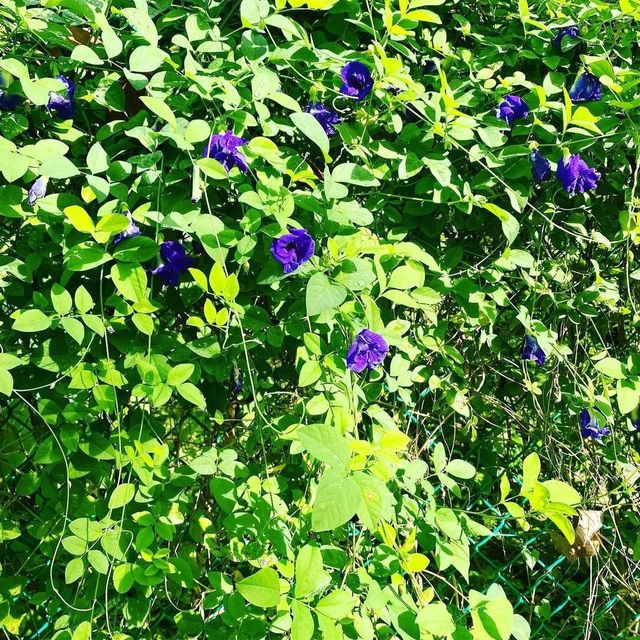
left=112, top=212, right=141, bottom=247
left=557, top=152, right=601, bottom=195
left=230, top=366, right=243, bottom=395
left=0, top=70, right=19, bottom=111
left=203, top=131, right=249, bottom=173
left=340, top=61, right=373, bottom=101
left=569, top=71, right=602, bottom=102
left=47, top=75, right=76, bottom=119
left=151, top=241, right=194, bottom=287
left=0, top=91, right=19, bottom=111
left=270, top=228, right=315, bottom=274
left=346, top=329, right=389, bottom=374
left=580, top=409, right=610, bottom=441
left=630, top=406, right=640, bottom=431
left=496, top=95, right=529, bottom=127
left=28, top=176, right=48, bottom=206
left=304, top=103, right=340, bottom=136
left=423, top=60, right=437, bottom=74
left=554, top=25, right=580, bottom=47
left=530, top=149, right=551, bottom=184
left=521, top=335, right=546, bottom=365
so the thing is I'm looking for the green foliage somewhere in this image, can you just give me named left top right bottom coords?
left=1, top=0, right=640, bottom=638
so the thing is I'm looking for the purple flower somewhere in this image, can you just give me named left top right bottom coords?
left=112, top=212, right=141, bottom=247
left=580, top=409, right=610, bottom=441
left=47, top=75, right=76, bottom=119
left=496, top=95, right=529, bottom=127
left=521, top=335, right=546, bottom=365
left=203, top=131, right=248, bottom=173
left=569, top=72, right=602, bottom=102
left=346, top=329, right=389, bottom=373
left=557, top=153, right=601, bottom=195
left=530, top=149, right=551, bottom=183
left=0, top=90, right=19, bottom=111
left=28, top=177, right=48, bottom=206
left=304, top=103, right=340, bottom=136
left=554, top=25, right=580, bottom=47
left=340, top=61, right=373, bottom=101
left=423, top=60, right=437, bottom=74
left=630, top=406, right=640, bottom=431
left=151, top=241, right=194, bottom=286
left=270, top=228, right=315, bottom=274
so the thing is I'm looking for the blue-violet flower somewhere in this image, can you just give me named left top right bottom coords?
left=346, top=329, right=389, bottom=373
left=521, top=335, right=546, bottom=365
left=151, top=241, right=194, bottom=287
left=47, top=75, right=76, bottom=119
left=531, top=149, right=551, bottom=183
left=496, top=95, right=529, bottom=127
left=304, top=103, right=340, bottom=136
left=28, top=176, right=48, bottom=206
left=270, top=229, right=315, bottom=274
left=569, top=72, right=602, bottom=102
left=557, top=153, right=601, bottom=194
left=203, top=131, right=249, bottom=173
left=340, top=61, right=373, bottom=101
left=580, top=409, right=610, bottom=441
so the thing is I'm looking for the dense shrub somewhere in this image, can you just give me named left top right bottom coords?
left=1, top=0, right=639, bottom=638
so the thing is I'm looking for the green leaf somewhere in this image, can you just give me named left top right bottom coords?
left=176, top=382, right=206, bottom=409
left=520, top=452, right=540, bottom=496
left=71, top=44, right=103, bottom=65
left=64, top=205, right=94, bottom=233
left=113, top=563, right=135, bottom=593
left=541, top=480, right=581, bottom=506
left=295, top=545, right=331, bottom=599
left=108, top=483, right=135, bottom=509
left=305, top=273, right=347, bottom=317
left=72, top=621, right=92, bottom=640
left=69, top=518, right=102, bottom=541
left=594, top=356, right=625, bottom=379
left=40, top=155, right=80, bottom=179
left=64, top=244, right=111, bottom=272
left=65, top=557, right=84, bottom=584
left=88, top=549, right=109, bottom=574
left=188, top=448, right=218, bottom=475
left=446, top=459, right=476, bottom=479
left=315, top=589, right=357, bottom=620
left=547, top=513, right=575, bottom=544
left=111, top=263, right=147, bottom=303
left=482, top=202, right=519, bottom=245
left=470, top=589, right=514, bottom=640
left=129, top=46, right=167, bottom=73
left=291, top=600, right=315, bottom=640
left=298, top=424, right=350, bottom=470
left=511, top=614, right=531, bottom=640
left=51, top=283, right=73, bottom=315
left=332, top=162, right=380, bottom=186
left=0, top=353, right=23, bottom=370
left=167, top=363, right=195, bottom=386
left=240, top=0, right=270, bottom=27
left=291, top=111, right=331, bottom=162
left=0, top=370, right=13, bottom=396
left=236, top=567, right=281, bottom=608
left=617, top=379, right=640, bottom=414
left=87, top=142, right=109, bottom=174
left=416, top=602, right=456, bottom=636
left=12, top=309, right=51, bottom=332
left=298, top=360, right=322, bottom=387
left=252, top=66, right=281, bottom=100
left=140, top=96, right=176, bottom=130
left=353, top=472, right=384, bottom=530
left=311, top=468, right=360, bottom=532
